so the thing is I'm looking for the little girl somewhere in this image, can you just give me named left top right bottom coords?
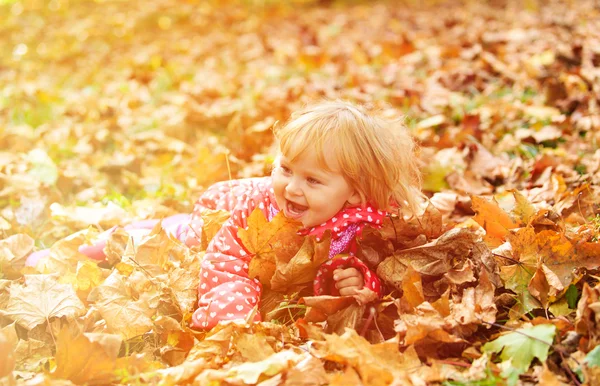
left=190, top=101, right=422, bottom=329
left=25, top=101, right=422, bottom=331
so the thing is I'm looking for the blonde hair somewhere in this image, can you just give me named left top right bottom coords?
left=273, top=100, right=422, bottom=215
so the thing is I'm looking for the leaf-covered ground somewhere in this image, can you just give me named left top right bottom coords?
left=1, top=0, right=600, bottom=384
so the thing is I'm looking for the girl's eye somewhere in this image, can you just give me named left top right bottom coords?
left=280, top=165, right=292, bottom=174
left=307, top=177, right=321, bottom=185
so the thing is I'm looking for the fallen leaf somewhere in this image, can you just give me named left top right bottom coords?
left=87, top=271, right=155, bottom=340
left=238, top=209, right=303, bottom=288
left=270, top=235, right=330, bottom=292
left=483, top=323, right=556, bottom=373
left=0, top=233, right=34, bottom=278
left=2, top=274, right=85, bottom=330
left=51, top=328, right=122, bottom=385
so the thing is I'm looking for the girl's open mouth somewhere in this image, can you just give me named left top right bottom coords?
left=285, top=200, right=308, bottom=219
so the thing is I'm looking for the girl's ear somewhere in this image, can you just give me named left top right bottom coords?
left=347, top=190, right=362, bottom=206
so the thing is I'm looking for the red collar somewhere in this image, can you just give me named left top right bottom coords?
left=298, top=204, right=386, bottom=241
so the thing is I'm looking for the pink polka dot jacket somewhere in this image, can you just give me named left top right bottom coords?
left=191, top=177, right=385, bottom=330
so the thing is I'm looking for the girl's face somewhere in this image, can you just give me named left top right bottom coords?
left=272, top=148, right=361, bottom=228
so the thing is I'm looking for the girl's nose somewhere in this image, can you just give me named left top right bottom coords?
left=285, top=177, right=302, bottom=196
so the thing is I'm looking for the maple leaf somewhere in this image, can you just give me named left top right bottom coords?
left=270, top=234, right=330, bottom=292
left=483, top=323, right=556, bottom=374
left=1, top=274, right=85, bottom=330
left=87, top=271, right=155, bottom=340
left=238, top=209, right=304, bottom=288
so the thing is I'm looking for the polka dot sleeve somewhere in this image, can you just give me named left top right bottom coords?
left=191, top=178, right=274, bottom=330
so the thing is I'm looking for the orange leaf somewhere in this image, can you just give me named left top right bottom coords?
left=238, top=209, right=303, bottom=288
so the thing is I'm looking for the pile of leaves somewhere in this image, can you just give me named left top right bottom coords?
left=1, top=0, right=600, bottom=384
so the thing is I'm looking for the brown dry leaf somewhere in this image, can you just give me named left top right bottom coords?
left=395, top=297, right=476, bottom=359
left=238, top=209, right=304, bottom=288
left=167, top=266, right=200, bottom=313
left=575, top=282, right=600, bottom=351
left=51, top=328, right=122, bottom=385
left=400, top=265, right=425, bottom=311
left=283, top=354, right=329, bottom=386
left=536, top=230, right=600, bottom=288
left=87, top=271, right=155, bottom=340
left=529, top=264, right=565, bottom=308
left=300, top=295, right=357, bottom=323
left=0, top=233, right=34, bottom=278
left=103, top=227, right=131, bottom=266
left=1, top=274, right=85, bottom=330
left=121, top=223, right=180, bottom=276
left=450, top=269, right=497, bottom=335
left=327, top=366, right=363, bottom=385
left=270, top=235, right=330, bottom=292
left=14, top=337, right=53, bottom=373
left=313, top=328, right=414, bottom=385
left=223, top=350, right=308, bottom=385
left=36, top=229, right=95, bottom=276
left=235, top=332, right=276, bottom=362
left=378, top=228, right=479, bottom=291
left=535, top=362, right=569, bottom=385
left=325, top=303, right=366, bottom=335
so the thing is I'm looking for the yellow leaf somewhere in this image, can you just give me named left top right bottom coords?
left=0, top=233, right=34, bottom=278
left=37, top=229, right=95, bottom=276
left=238, top=209, right=303, bottom=288
left=59, top=260, right=103, bottom=300
left=2, top=275, right=85, bottom=330
left=51, top=328, right=122, bottom=385
left=0, top=216, right=10, bottom=231
left=0, top=324, right=17, bottom=377
left=200, top=209, right=231, bottom=249
left=88, top=271, right=155, bottom=340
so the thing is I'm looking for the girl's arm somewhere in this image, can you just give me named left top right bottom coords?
left=313, top=256, right=382, bottom=302
left=191, top=179, right=273, bottom=330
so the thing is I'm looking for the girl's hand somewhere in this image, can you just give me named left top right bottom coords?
left=333, top=267, right=364, bottom=296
